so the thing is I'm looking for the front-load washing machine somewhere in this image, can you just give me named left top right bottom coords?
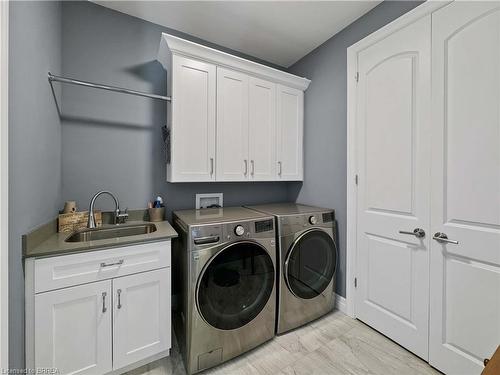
left=172, top=207, right=276, bottom=374
left=245, top=203, right=338, bottom=334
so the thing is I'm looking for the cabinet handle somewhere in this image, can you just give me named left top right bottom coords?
left=102, top=292, right=107, bottom=313
left=278, top=161, right=282, bottom=176
left=210, top=158, right=214, bottom=175
left=251, top=160, right=255, bottom=176
left=117, top=289, right=122, bottom=309
left=244, top=160, right=248, bottom=176
left=100, top=259, right=124, bottom=268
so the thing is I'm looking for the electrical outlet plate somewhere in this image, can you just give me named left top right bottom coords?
left=196, top=193, right=223, bottom=209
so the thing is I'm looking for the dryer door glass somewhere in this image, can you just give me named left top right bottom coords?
left=285, top=229, right=337, bottom=299
left=197, top=242, right=275, bottom=330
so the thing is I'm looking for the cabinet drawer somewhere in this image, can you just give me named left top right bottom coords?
left=34, top=241, right=171, bottom=293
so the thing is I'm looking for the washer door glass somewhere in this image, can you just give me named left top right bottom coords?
left=285, top=229, right=337, bottom=299
left=197, top=242, right=275, bottom=330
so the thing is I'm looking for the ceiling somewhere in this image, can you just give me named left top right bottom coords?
left=93, top=1, right=381, bottom=68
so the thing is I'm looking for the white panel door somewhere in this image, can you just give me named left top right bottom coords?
left=113, top=268, right=171, bottom=370
left=277, top=84, right=303, bottom=181
left=216, top=67, right=249, bottom=181
left=171, top=55, right=216, bottom=182
left=35, top=280, right=112, bottom=375
left=249, top=77, right=276, bottom=181
left=430, top=3, right=500, bottom=374
left=355, top=16, right=431, bottom=360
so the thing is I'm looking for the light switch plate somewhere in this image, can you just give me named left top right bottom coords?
left=196, top=193, right=223, bottom=209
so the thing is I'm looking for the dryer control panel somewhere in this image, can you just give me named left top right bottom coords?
left=279, top=211, right=335, bottom=237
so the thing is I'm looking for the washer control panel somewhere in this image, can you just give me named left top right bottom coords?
left=191, top=217, right=275, bottom=246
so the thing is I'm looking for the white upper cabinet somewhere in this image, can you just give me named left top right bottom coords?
left=158, top=33, right=310, bottom=182
left=217, top=69, right=277, bottom=182
left=170, top=55, right=216, bottom=182
left=277, top=85, right=304, bottom=181
left=217, top=68, right=249, bottom=181
left=249, top=77, right=277, bottom=181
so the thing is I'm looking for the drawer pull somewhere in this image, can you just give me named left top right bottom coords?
left=102, top=292, right=107, bottom=313
left=100, top=259, right=124, bottom=268
left=117, top=289, right=122, bottom=309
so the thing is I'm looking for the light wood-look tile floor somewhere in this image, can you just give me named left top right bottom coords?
left=126, top=310, right=440, bottom=375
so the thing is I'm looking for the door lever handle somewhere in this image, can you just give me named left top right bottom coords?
left=433, top=232, right=459, bottom=244
left=399, top=228, right=425, bottom=238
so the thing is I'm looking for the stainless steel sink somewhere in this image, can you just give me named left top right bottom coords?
left=65, top=223, right=157, bottom=243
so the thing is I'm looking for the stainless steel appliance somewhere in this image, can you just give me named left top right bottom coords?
left=172, top=207, right=276, bottom=374
left=245, top=203, right=338, bottom=334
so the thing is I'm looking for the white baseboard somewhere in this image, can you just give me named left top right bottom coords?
left=334, top=293, right=347, bottom=314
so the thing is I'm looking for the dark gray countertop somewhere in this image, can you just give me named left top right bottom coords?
left=23, top=210, right=178, bottom=258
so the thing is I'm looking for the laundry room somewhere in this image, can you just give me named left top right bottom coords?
left=1, top=1, right=499, bottom=375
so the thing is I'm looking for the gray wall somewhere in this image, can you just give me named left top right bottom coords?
left=61, top=1, right=291, bottom=219
left=288, top=1, right=422, bottom=297
left=9, top=1, right=62, bottom=368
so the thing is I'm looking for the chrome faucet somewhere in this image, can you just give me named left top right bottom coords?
left=87, top=190, right=128, bottom=228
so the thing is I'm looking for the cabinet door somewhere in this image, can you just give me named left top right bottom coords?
left=249, top=77, right=276, bottom=181
left=171, top=55, right=216, bottom=182
left=216, top=67, right=249, bottom=181
left=35, top=280, right=112, bottom=375
left=276, top=84, right=303, bottom=181
left=430, top=2, right=500, bottom=374
left=113, top=268, right=171, bottom=370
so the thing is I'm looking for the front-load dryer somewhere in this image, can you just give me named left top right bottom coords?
left=172, top=207, right=276, bottom=374
left=245, top=203, right=338, bottom=334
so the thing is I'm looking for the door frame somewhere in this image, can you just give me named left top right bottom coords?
left=345, top=0, right=450, bottom=318
left=0, top=0, right=8, bottom=368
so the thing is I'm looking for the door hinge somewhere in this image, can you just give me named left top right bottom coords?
left=355, top=72, right=359, bottom=82
left=355, top=174, right=358, bottom=185
left=354, top=277, right=358, bottom=288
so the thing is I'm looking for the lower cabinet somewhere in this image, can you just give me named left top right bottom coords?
left=113, top=268, right=171, bottom=369
left=35, top=280, right=113, bottom=375
left=26, top=242, right=171, bottom=375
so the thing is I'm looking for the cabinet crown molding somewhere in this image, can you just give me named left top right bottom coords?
left=157, top=33, right=311, bottom=91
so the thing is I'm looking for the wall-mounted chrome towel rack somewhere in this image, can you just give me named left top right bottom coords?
left=48, top=72, right=171, bottom=102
